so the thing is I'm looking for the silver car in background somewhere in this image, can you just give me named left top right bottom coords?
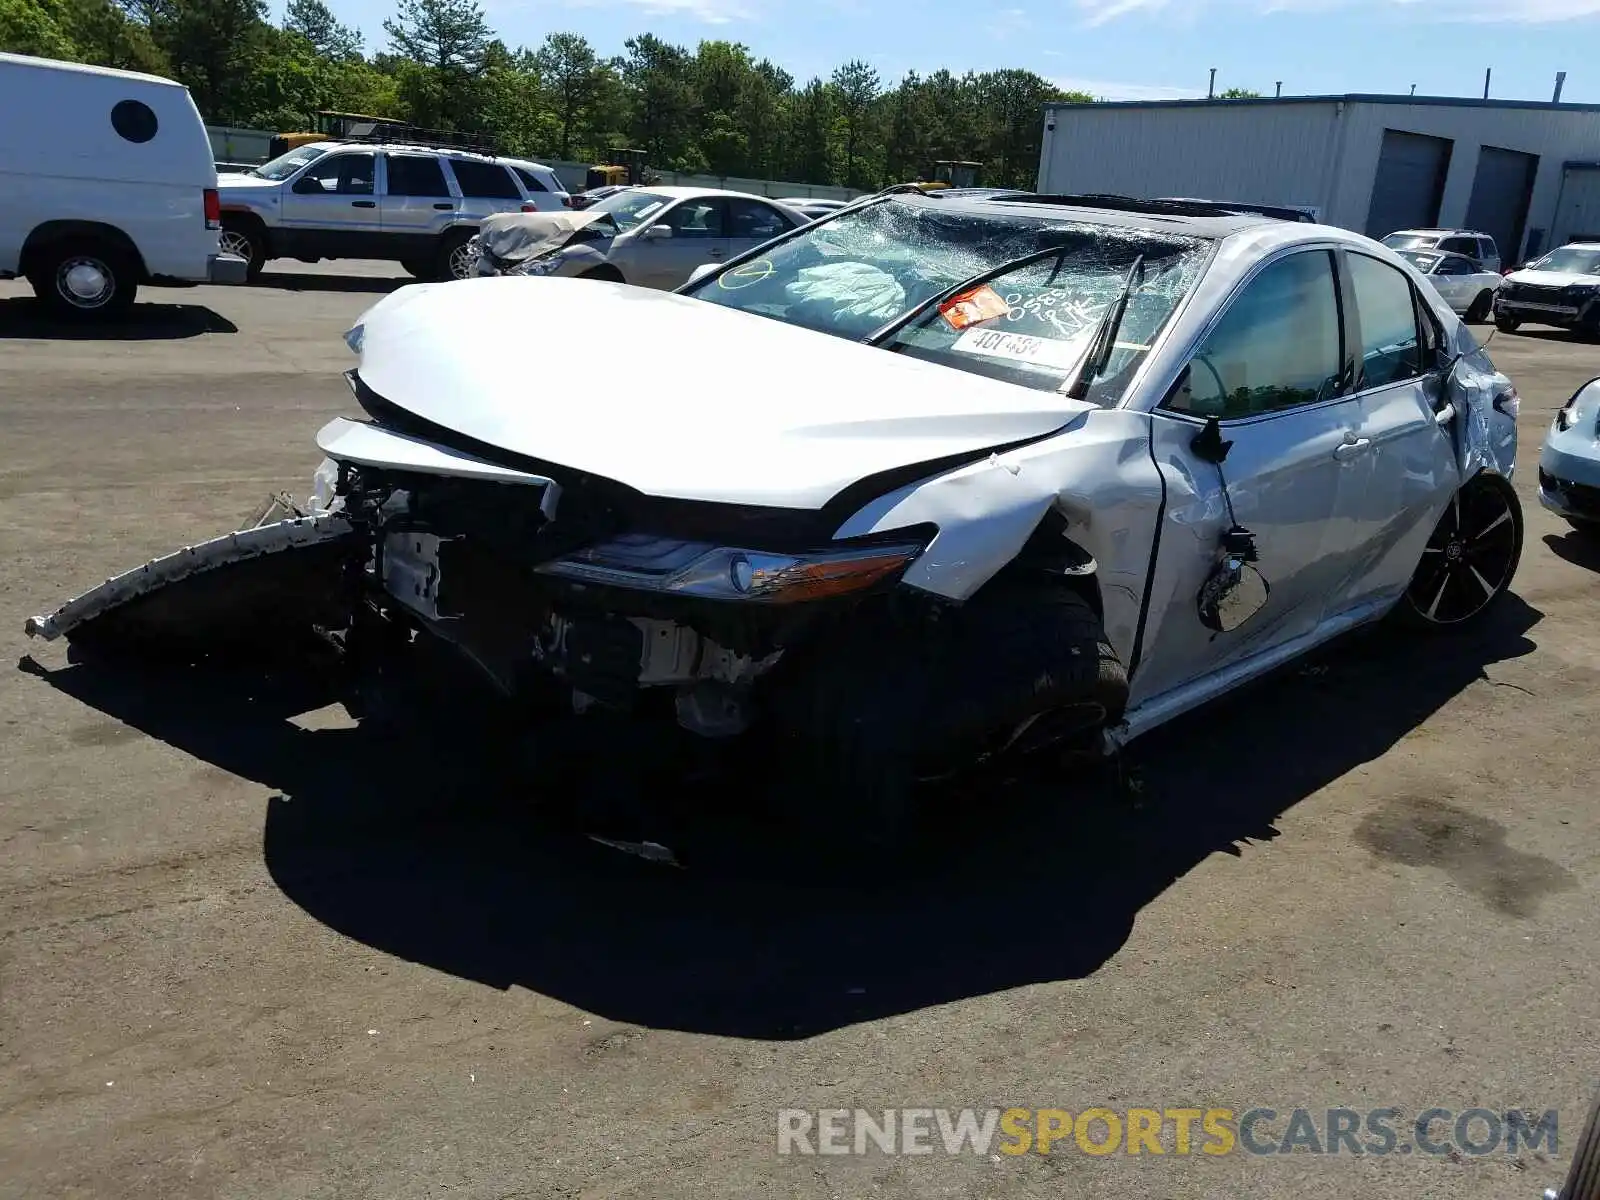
left=1394, top=248, right=1503, bottom=323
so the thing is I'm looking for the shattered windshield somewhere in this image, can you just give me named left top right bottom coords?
left=682, top=196, right=1212, bottom=398
left=586, top=189, right=673, bottom=231
left=250, top=145, right=331, bottom=180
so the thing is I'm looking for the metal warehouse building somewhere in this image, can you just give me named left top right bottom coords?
left=1036, top=94, right=1600, bottom=263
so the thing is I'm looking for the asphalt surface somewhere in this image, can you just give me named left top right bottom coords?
left=1, top=262, right=1597, bottom=1200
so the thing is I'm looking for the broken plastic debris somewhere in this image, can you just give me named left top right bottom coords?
left=367, top=1029, right=378, bottom=1036
left=586, top=836, right=682, bottom=867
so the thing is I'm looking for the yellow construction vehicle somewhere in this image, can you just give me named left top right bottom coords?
left=584, top=148, right=655, bottom=191
left=268, top=111, right=399, bottom=159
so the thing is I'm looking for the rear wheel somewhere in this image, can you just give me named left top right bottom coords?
left=28, top=238, right=138, bottom=319
left=436, top=230, right=477, bottom=281
left=1464, top=290, right=1493, bottom=323
left=579, top=264, right=624, bottom=282
left=1397, top=472, right=1522, bottom=629
left=400, top=258, right=432, bottom=280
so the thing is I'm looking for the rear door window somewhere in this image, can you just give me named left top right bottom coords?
left=385, top=154, right=450, bottom=197
left=449, top=159, right=521, bottom=200
left=512, top=166, right=548, bottom=193
left=1439, top=236, right=1478, bottom=257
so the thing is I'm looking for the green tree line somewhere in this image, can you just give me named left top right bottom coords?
left=0, top=0, right=1097, bottom=187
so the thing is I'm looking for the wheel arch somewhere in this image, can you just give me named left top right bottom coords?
left=20, top=221, right=146, bottom=280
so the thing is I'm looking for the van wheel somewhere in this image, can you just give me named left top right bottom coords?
left=29, top=240, right=137, bottom=318
left=218, top=219, right=265, bottom=280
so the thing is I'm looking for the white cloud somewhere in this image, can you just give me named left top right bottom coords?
left=1052, top=75, right=1194, bottom=100
left=1072, top=0, right=1600, bottom=22
left=557, top=0, right=755, bottom=23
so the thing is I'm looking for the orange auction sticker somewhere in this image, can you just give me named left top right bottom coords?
left=939, top=285, right=1010, bottom=330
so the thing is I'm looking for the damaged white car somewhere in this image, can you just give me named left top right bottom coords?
left=26, top=193, right=1525, bottom=847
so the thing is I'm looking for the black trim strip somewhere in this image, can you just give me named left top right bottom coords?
left=1126, top=413, right=1166, bottom=680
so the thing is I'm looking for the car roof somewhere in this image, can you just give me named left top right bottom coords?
left=1390, top=227, right=1492, bottom=239
left=324, top=140, right=506, bottom=164
left=928, top=191, right=1290, bottom=238
left=640, top=185, right=794, bottom=202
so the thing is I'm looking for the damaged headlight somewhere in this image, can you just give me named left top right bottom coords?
left=535, top=536, right=926, bottom=603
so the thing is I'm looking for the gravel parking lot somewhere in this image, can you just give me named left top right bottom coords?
left=2, top=264, right=1596, bottom=1200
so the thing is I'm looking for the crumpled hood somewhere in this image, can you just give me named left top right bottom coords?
left=350, top=276, right=1093, bottom=509
left=478, top=210, right=612, bottom=262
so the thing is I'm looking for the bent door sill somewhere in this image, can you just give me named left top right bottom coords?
left=1108, top=595, right=1396, bottom=747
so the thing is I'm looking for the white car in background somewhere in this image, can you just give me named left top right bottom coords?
left=1394, top=248, right=1502, bottom=323
left=469, top=185, right=808, bottom=290
left=1493, top=241, right=1600, bottom=336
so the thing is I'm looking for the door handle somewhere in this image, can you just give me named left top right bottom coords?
left=351, top=200, right=376, bottom=208
left=1333, top=437, right=1372, bottom=461
left=433, top=202, right=454, bottom=210
left=708, top=247, right=726, bottom=258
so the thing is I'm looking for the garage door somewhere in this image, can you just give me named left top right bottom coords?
left=1553, top=164, right=1600, bottom=249
left=1464, top=146, right=1539, bottom=264
left=1364, top=130, right=1453, bottom=239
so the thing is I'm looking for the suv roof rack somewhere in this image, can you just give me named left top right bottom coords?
left=336, top=121, right=500, bottom=157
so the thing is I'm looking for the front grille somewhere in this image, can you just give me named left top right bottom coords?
left=1511, top=284, right=1565, bottom=303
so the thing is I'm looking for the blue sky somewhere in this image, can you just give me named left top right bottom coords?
left=308, top=0, right=1600, bottom=105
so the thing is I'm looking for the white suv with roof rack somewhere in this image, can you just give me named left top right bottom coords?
left=215, top=140, right=570, bottom=282
left=1380, top=228, right=1501, bottom=274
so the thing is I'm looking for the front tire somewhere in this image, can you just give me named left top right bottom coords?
left=1494, top=312, right=1521, bottom=333
left=579, top=264, right=625, bottom=282
left=28, top=239, right=137, bottom=318
left=777, top=583, right=1128, bottom=854
left=1465, top=290, right=1493, bottom=323
left=218, top=219, right=266, bottom=281
left=401, top=258, right=432, bottom=280
left=1398, top=472, right=1522, bottom=629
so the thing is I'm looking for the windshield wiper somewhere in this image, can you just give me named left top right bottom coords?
left=862, top=242, right=1083, bottom=347
left=1063, top=253, right=1143, bottom=400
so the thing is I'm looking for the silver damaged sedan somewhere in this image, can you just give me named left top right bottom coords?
left=24, top=193, right=1527, bottom=851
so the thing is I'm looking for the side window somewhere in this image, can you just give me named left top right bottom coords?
left=1168, top=250, right=1344, bottom=419
left=1478, top=238, right=1498, bottom=263
left=1349, top=253, right=1424, bottom=389
left=300, top=153, right=375, bottom=195
left=386, top=154, right=450, bottom=198
left=663, top=199, right=725, bottom=238
left=512, top=166, right=548, bottom=193
left=726, top=198, right=789, bottom=240
left=1440, top=237, right=1477, bottom=257
left=1436, top=256, right=1470, bottom=276
left=449, top=159, right=521, bottom=199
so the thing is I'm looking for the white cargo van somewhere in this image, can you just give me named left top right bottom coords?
left=0, top=52, right=247, bottom=319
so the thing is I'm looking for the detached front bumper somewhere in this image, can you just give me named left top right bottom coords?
left=207, top=253, right=249, bottom=285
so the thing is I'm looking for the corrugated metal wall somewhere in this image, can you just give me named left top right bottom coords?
left=1037, top=97, right=1600, bottom=261
left=1329, top=102, right=1600, bottom=258
left=1036, top=101, right=1341, bottom=212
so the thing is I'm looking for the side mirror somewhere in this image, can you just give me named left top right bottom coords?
left=687, top=262, right=719, bottom=285
left=642, top=223, right=673, bottom=241
left=291, top=175, right=324, bottom=194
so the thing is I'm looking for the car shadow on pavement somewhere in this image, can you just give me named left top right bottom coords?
left=0, top=297, right=238, bottom=339
left=253, top=271, right=410, bottom=294
left=19, top=593, right=1540, bottom=1040
left=1543, top=529, right=1600, bottom=571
